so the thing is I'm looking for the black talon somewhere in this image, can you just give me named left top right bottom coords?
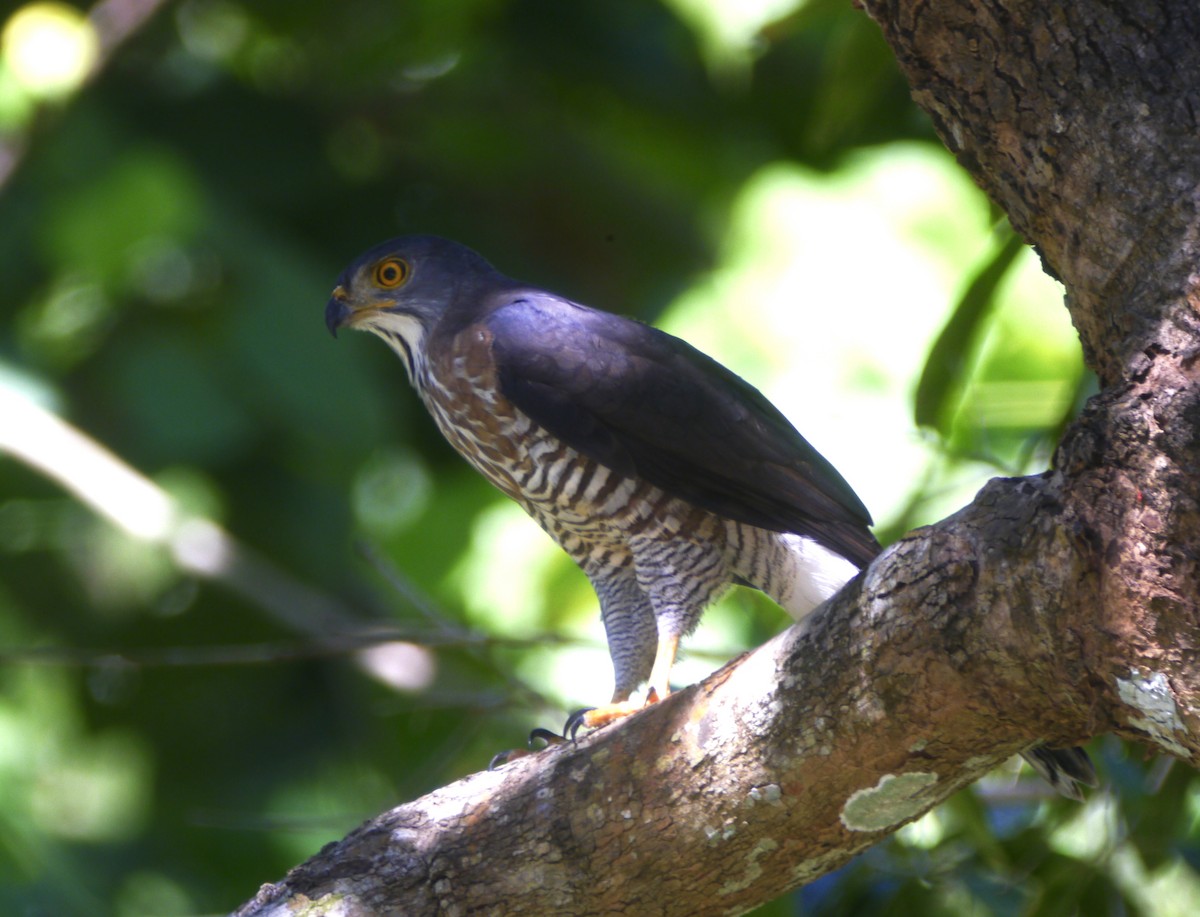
left=564, top=707, right=595, bottom=741
left=488, top=749, right=523, bottom=770
left=528, top=727, right=565, bottom=748
left=489, top=726, right=570, bottom=770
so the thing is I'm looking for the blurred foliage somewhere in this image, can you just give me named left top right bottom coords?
left=0, top=1, right=1187, bottom=916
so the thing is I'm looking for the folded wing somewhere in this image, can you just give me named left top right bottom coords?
left=486, top=294, right=880, bottom=568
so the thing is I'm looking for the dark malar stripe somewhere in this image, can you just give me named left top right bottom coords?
left=385, top=331, right=417, bottom=381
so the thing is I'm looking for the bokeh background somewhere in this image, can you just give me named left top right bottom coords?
left=0, top=1, right=1195, bottom=915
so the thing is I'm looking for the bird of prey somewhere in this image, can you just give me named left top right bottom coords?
left=325, top=235, right=1095, bottom=799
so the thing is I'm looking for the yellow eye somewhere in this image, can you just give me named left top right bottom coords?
left=373, top=258, right=410, bottom=288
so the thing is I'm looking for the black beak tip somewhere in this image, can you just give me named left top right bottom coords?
left=324, top=297, right=347, bottom=338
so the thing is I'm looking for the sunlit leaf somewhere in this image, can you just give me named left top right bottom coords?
left=914, top=228, right=1025, bottom=433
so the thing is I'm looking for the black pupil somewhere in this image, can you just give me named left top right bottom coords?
left=381, top=262, right=401, bottom=283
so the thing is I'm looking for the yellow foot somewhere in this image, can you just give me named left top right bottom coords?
left=564, top=688, right=662, bottom=739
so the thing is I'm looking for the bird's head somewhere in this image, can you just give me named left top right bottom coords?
left=325, top=235, right=501, bottom=382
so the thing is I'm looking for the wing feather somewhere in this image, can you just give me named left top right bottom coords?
left=485, top=294, right=880, bottom=567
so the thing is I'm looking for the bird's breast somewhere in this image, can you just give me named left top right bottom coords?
left=418, top=326, right=722, bottom=559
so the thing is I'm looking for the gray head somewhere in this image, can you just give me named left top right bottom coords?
left=325, top=234, right=506, bottom=381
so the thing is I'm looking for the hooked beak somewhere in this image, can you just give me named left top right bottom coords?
left=325, top=285, right=407, bottom=338
left=325, top=285, right=352, bottom=338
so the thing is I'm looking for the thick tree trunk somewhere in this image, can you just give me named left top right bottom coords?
left=235, top=1, right=1200, bottom=914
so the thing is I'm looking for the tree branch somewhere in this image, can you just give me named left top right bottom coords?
left=865, top=0, right=1200, bottom=380
left=235, top=466, right=1196, bottom=916
left=235, top=0, right=1200, bottom=913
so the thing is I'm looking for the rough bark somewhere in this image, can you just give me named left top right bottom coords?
left=234, top=1, right=1200, bottom=914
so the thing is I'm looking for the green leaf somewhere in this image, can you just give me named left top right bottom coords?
left=914, top=228, right=1026, bottom=433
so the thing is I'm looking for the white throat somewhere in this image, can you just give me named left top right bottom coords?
left=360, top=312, right=427, bottom=385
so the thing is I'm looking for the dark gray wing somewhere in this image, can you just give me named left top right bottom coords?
left=485, top=293, right=880, bottom=567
